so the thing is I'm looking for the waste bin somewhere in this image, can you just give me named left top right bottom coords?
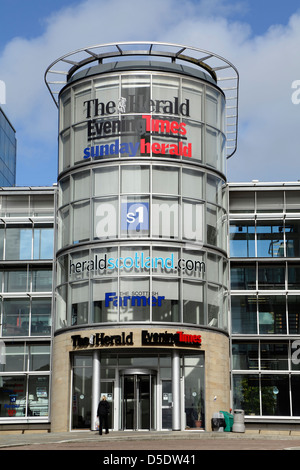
left=232, top=409, right=245, bottom=433
left=220, top=411, right=234, bottom=432
left=211, top=412, right=225, bottom=432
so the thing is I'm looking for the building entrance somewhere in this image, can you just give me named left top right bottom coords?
left=120, top=369, right=156, bottom=430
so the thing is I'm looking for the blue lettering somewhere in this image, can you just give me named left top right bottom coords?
left=107, top=257, right=115, bottom=269
left=120, top=143, right=129, bottom=155
left=105, top=291, right=165, bottom=308
left=105, top=292, right=116, bottom=307
left=83, top=147, right=90, bottom=159
left=110, top=140, right=119, bottom=155
left=129, top=142, right=140, bottom=157
left=84, top=140, right=141, bottom=159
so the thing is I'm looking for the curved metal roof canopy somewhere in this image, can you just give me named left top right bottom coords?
left=44, top=41, right=239, bottom=158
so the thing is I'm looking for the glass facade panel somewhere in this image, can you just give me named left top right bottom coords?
left=286, top=220, right=300, bottom=257
left=33, top=227, right=54, bottom=259
left=231, top=264, right=256, bottom=290
left=261, top=375, right=290, bottom=416
left=291, top=376, right=300, bottom=415
left=232, top=342, right=258, bottom=370
left=231, top=295, right=257, bottom=334
left=152, top=197, right=179, bottom=239
left=183, top=280, right=204, bottom=325
left=288, top=264, right=300, bottom=289
left=260, top=342, right=288, bottom=370
left=0, top=226, right=4, bottom=258
left=73, top=200, right=90, bottom=243
left=72, top=355, right=93, bottom=429
left=92, top=278, right=118, bottom=323
left=258, top=264, right=285, bottom=290
left=94, top=167, right=118, bottom=196
left=31, top=298, right=52, bottom=336
left=73, top=171, right=90, bottom=200
left=0, top=344, right=27, bottom=371
left=182, top=168, right=203, bottom=200
left=184, top=359, right=205, bottom=429
left=32, top=269, right=52, bottom=292
left=119, top=277, right=150, bottom=322
left=28, top=375, right=49, bottom=417
left=152, top=166, right=178, bottom=195
left=2, top=299, right=30, bottom=337
left=29, top=344, right=50, bottom=371
left=258, top=295, right=287, bottom=334
left=232, top=374, right=260, bottom=415
left=0, top=376, right=27, bottom=417
left=288, top=296, right=300, bottom=334
left=256, top=222, right=284, bottom=258
left=152, top=278, right=179, bottom=322
left=122, top=166, right=149, bottom=194
left=0, top=370, right=50, bottom=417
left=230, top=223, right=255, bottom=257
left=71, top=281, right=89, bottom=326
left=94, top=197, right=118, bottom=239
left=4, top=269, right=28, bottom=292
left=6, top=226, right=32, bottom=260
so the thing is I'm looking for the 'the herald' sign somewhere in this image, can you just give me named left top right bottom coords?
left=82, top=96, right=193, bottom=159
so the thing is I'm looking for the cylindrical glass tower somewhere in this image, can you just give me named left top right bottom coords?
left=45, top=42, right=238, bottom=433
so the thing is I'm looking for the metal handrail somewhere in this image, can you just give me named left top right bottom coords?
left=44, top=41, right=239, bottom=158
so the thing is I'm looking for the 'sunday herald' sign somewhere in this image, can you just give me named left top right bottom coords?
left=82, top=96, right=193, bottom=159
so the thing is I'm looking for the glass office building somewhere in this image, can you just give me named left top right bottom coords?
left=0, top=187, right=54, bottom=431
left=3, top=42, right=300, bottom=435
left=0, top=107, right=16, bottom=187
left=3, top=180, right=300, bottom=433
left=229, top=182, right=300, bottom=430
left=45, top=42, right=238, bottom=432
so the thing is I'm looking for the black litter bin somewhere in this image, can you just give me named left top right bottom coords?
left=211, top=412, right=225, bottom=432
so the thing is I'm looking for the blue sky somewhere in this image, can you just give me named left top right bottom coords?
left=0, top=0, right=300, bottom=186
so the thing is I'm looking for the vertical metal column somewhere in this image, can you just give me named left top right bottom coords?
left=91, top=349, right=101, bottom=431
left=172, top=351, right=181, bottom=430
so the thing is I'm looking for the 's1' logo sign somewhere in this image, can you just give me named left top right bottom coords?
left=121, top=202, right=149, bottom=232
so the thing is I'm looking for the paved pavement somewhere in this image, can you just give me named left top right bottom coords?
left=1, top=430, right=300, bottom=452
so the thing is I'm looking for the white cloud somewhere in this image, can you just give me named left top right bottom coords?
left=0, top=0, right=300, bottom=185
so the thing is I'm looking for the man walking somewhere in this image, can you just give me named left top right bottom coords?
left=97, top=395, right=110, bottom=435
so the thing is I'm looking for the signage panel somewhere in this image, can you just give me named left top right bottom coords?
left=71, top=329, right=202, bottom=349
left=82, top=96, right=194, bottom=160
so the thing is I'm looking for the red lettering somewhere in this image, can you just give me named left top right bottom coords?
left=140, top=139, right=192, bottom=157
left=176, top=331, right=201, bottom=344
left=142, top=116, right=187, bottom=136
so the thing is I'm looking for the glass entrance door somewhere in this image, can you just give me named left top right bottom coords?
left=121, top=369, right=156, bottom=430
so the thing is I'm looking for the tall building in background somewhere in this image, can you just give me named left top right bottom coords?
left=0, top=107, right=16, bottom=187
